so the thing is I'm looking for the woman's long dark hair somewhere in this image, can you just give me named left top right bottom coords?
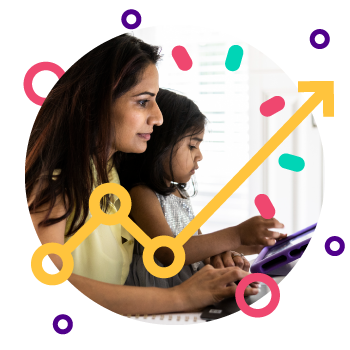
left=26, top=34, right=161, bottom=236
left=118, top=89, right=207, bottom=197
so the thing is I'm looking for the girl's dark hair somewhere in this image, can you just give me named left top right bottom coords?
left=26, top=33, right=162, bottom=236
left=118, top=88, right=207, bottom=197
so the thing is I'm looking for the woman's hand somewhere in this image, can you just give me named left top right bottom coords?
left=208, top=251, right=260, bottom=289
left=174, top=264, right=260, bottom=311
left=209, top=251, right=250, bottom=271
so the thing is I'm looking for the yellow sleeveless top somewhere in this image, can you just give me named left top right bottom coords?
left=62, top=161, right=134, bottom=285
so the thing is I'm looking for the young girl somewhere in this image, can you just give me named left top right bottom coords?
left=119, top=88, right=286, bottom=288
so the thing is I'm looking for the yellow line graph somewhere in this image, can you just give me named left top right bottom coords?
left=31, top=81, right=333, bottom=284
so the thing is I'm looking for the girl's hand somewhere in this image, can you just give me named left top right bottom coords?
left=236, top=216, right=285, bottom=247
left=244, top=245, right=265, bottom=255
left=174, top=264, right=260, bottom=311
left=245, top=233, right=287, bottom=255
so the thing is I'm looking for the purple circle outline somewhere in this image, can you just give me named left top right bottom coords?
left=121, top=9, right=142, bottom=30
left=53, top=314, right=73, bottom=335
left=310, top=29, right=330, bottom=49
left=325, top=236, right=345, bottom=256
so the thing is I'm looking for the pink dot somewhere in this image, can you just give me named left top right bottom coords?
left=260, top=96, right=285, bottom=117
left=172, top=46, right=193, bottom=71
left=24, top=62, right=65, bottom=106
left=254, top=194, right=275, bottom=219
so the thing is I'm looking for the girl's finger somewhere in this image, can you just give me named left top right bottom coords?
left=277, top=233, right=288, bottom=241
left=265, top=238, right=277, bottom=246
left=266, top=218, right=284, bottom=229
left=265, top=230, right=282, bottom=239
left=257, top=236, right=271, bottom=246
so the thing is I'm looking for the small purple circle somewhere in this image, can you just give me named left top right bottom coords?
left=53, top=314, right=73, bottom=335
left=310, top=29, right=330, bottom=49
left=121, top=9, right=142, bottom=30
left=325, top=236, right=345, bottom=256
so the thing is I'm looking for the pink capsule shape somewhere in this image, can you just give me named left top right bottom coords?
left=172, top=46, right=193, bottom=71
left=260, top=96, right=285, bottom=117
left=254, top=194, right=275, bottom=219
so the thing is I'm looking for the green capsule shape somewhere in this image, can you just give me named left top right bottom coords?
left=225, top=45, right=244, bottom=71
left=278, top=154, right=305, bottom=172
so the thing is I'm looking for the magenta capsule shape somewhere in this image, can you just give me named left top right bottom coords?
left=254, top=194, right=275, bottom=219
left=172, top=46, right=193, bottom=71
left=260, top=96, right=285, bottom=117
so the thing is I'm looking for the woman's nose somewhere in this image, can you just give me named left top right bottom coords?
left=197, top=149, right=203, bottom=162
left=148, top=102, right=163, bottom=126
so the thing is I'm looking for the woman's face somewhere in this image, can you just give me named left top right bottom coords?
left=166, top=129, right=204, bottom=184
left=111, top=64, right=163, bottom=155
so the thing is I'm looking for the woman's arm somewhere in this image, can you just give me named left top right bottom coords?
left=129, top=186, right=242, bottom=266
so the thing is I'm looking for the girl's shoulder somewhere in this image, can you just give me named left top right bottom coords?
left=129, top=185, right=160, bottom=204
left=128, top=185, right=166, bottom=220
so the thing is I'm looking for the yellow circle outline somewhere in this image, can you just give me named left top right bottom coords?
left=89, top=183, right=131, bottom=225
left=31, top=243, right=74, bottom=285
left=142, top=236, right=186, bottom=278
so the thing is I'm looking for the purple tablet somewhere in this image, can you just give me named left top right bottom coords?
left=250, top=223, right=316, bottom=274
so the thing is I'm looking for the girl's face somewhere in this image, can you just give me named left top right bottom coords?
left=166, top=129, right=204, bottom=184
left=111, top=64, right=163, bottom=155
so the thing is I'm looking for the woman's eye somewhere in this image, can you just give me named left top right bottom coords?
left=138, top=100, right=149, bottom=107
left=189, top=145, right=196, bottom=150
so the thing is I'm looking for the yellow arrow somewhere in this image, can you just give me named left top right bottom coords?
left=176, top=81, right=334, bottom=245
left=141, top=80, right=334, bottom=277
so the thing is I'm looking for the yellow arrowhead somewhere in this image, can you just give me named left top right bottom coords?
left=298, top=81, right=334, bottom=117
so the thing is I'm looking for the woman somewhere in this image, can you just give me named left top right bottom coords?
left=26, top=34, right=258, bottom=315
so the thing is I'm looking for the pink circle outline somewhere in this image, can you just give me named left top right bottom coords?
left=24, top=62, right=65, bottom=106
left=235, top=273, right=280, bottom=317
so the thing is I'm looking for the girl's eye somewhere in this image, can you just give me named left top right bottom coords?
left=189, top=145, right=196, bottom=150
left=138, top=100, right=149, bottom=107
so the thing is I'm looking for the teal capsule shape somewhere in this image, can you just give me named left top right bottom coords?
left=278, top=154, right=305, bottom=172
left=225, top=45, right=244, bottom=71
